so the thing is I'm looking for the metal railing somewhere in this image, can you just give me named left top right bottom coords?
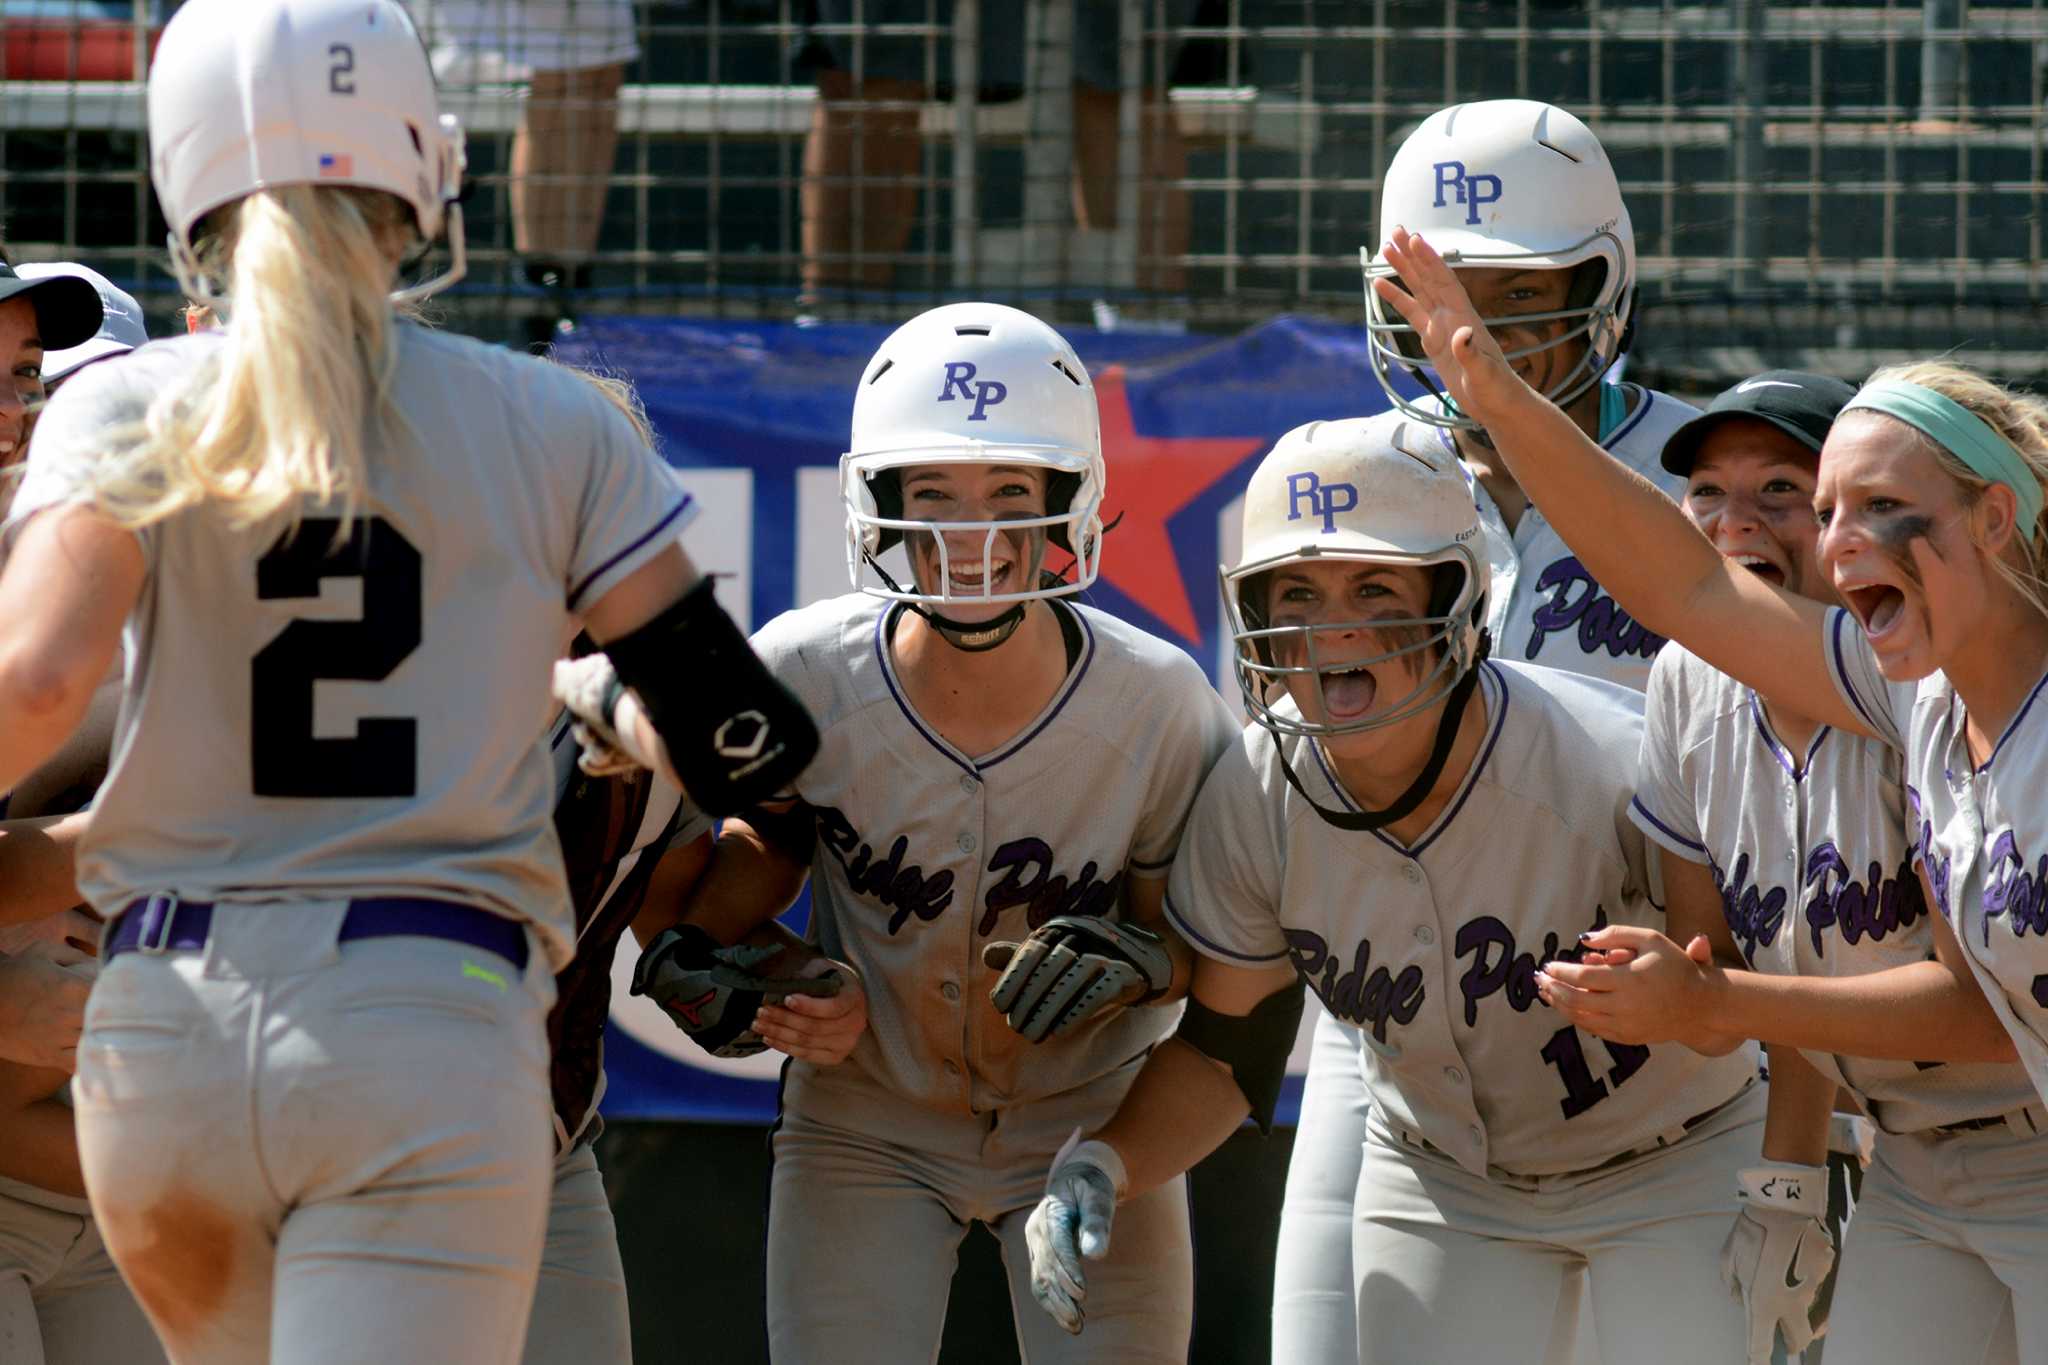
left=2, top=1, right=2044, bottom=380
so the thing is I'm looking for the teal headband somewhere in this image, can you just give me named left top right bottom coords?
left=1842, top=380, right=2044, bottom=531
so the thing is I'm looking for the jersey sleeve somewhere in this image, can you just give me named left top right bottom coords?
left=1823, top=606, right=1909, bottom=752
left=3, top=354, right=158, bottom=563
left=1125, top=658, right=1243, bottom=878
left=1629, top=649, right=1710, bottom=865
left=562, top=382, right=698, bottom=612
left=1163, top=738, right=1291, bottom=966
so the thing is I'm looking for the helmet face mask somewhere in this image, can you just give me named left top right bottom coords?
left=1362, top=99, right=1635, bottom=431
left=1227, top=548, right=1483, bottom=739
left=842, top=303, right=1105, bottom=610
left=1223, top=413, right=1490, bottom=741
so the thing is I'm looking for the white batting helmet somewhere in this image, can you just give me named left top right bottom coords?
left=1225, top=410, right=1489, bottom=736
left=841, top=302, right=1106, bottom=608
left=147, top=0, right=467, bottom=305
left=1363, top=99, right=1635, bottom=429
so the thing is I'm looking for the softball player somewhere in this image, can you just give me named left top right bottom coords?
left=0, top=266, right=162, bottom=1365
left=1279, top=97, right=1703, bottom=1364
left=570, top=301, right=1241, bottom=1363
left=0, top=4, right=811, bottom=1362
left=1622, top=371, right=2045, bottom=1364
left=1026, top=412, right=1761, bottom=1364
left=1377, top=224, right=2048, bottom=1360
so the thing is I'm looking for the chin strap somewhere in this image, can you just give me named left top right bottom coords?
left=864, top=548, right=1065, bottom=653
left=1273, top=631, right=1491, bottom=833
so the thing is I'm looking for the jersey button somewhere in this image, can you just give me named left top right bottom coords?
left=958, top=832, right=977, bottom=854
left=1402, top=864, right=1422, bottom=884
left=960, top=774, right=979, bottom=795
left=941, top=982, right=961, bottom=1003
left=1444, top=1066, right=1465, bottom=1086
left=1414, top=924, right=1436, bottom=945
left=1468, top=1123, right=1483, bottom=1143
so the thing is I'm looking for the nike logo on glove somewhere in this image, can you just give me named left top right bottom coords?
left=1783, top=1240, right=1807, bottom=1290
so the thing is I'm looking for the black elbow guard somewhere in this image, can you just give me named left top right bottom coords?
left=1175, top=979, right=1305, bottom=1136
left=605, top=579, right=820, bottom=817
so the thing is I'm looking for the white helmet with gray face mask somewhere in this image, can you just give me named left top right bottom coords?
left=841, top=302, right=1105, bottom=649
left=1362, top=99, right=1635, bottom=430
left=1223, top=410, right=1492, bottom=830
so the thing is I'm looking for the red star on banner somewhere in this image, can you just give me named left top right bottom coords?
left=1091, top=365, right=1268, bottom=644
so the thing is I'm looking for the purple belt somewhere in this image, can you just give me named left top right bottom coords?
left=105, top=894, right=530, bottom=972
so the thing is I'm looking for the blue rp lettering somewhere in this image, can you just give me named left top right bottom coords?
left=1284, top=471, right=1360, bottom=534
left=1431, top=159, right=1504, bottom=226
left=937, top=361, right=1008, bottom=422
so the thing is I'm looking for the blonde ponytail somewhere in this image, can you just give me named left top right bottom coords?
left=91, top=186, right=414, bottom=531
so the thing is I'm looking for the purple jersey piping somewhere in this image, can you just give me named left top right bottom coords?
left=1984, top=661, right=2048, bottom=774
left=1748, top=690, right=1830, bottom=782
left=1828, top=609, right=1891, bottom=741
left=567, top=493, right=694, bottom=609
left=981, top=604, right=1097, bottom=770
left=1629, top=794, right=1708, bottom=854
left=1305, top=662, right=1508, bottom=860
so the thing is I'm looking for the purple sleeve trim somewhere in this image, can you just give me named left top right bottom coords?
left=567, top=493, right=694, bottom=610
left=1629, top=794, right=1708, bottom=854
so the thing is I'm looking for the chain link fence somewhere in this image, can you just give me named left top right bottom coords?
left=3, top=1, right=2044, bottom=382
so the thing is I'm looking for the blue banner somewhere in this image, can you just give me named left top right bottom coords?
left=558, top=315, right=1396, bottom=1124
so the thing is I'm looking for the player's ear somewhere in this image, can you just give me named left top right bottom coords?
left=1970, top=478, right=2020, bottom=558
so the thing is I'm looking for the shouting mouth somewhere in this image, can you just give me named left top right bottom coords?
left=1321, top=664, right=1378, bottom=719
left=1844, top=583, right=1908, bottom=642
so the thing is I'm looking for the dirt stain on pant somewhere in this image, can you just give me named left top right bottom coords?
left=102, top=1194, right=241, bottom=1348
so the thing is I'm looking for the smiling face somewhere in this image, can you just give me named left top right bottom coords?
left=1262, top=558, right=1446, bottom=742
left=1816, top=412, right=2008, bottom=679
left=900, top=461, right=1051, bottom=617
left=1456, top=265, right=1587, bottom=402
left=0, top=295, right=46, bottom=469
left=1683, top=418, right=1831, bottom=604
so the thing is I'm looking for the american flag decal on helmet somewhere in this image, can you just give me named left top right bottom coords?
left=319, top=153, right=353, bottom=177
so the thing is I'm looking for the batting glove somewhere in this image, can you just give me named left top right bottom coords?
left=983, top=917, right=1174, bottom=1044
left=631, top=925, right=843, bottom=1058
left=1722, top=1163, right=1835, bottom=1365
left=551, top=655, right=642, bottom=777
left=1026, top=1128, right=1128, bottom=1336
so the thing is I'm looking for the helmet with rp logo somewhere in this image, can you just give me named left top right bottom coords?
left=1362, top=100, right=1635, bottom=431
left=841, top=303, right=1106, bottom=615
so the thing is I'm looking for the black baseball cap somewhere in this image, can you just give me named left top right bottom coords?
left=0, top=261, right=104, bottom=353
left=1660, top=370, right=1859, bottom=477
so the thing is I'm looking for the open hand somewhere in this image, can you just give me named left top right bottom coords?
left=1372, top=226, right=1531, bottom=429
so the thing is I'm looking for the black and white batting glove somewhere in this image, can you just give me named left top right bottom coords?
left=551, top=655, right=641, bottom=778
left=983, top=917, right=1174, bottom=1044
left=630, top=925, right=842, bottom=1059
left=1722, top=1163, right=1835, bottom=1365
left=1025, top=1127, right=1128, bottom=1336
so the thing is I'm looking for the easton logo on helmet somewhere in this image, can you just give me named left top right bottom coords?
left=937, top=361, right=1009, bottom=422
left=1284, top=471, right=1360, bottom=534
left=1432, top=159, right=1504, bottom=226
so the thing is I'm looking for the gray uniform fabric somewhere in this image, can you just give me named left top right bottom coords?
left=1638, top=641, right=2048, bottom=1365
left=10, top=325, right=694, bottom=969
left=1822, top=606, right=2048, bottom=1102
left=13, top=323, right=690, bottom=1364
left=752, top=593, right=1237, bottom=1363
left=1635, top=642, right=2035, bottom=1131
left=0, top=1176, right=165, bottom=1365
left=1171, top=661, right=1758, bottom=1361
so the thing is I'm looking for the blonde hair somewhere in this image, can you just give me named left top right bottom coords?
left=560, top=364, right=656, bottom=451
left=91, top=186, right=415, bottom=531
left=1860, top=358, right=2048, bottom=621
